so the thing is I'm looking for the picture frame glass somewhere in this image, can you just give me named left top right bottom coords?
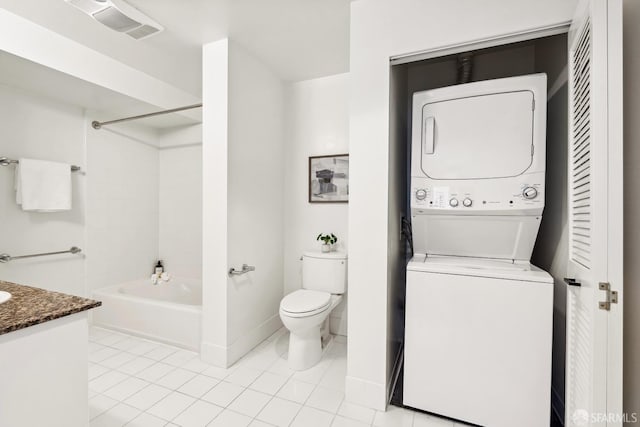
left=309, top=154, right=349, bottom=203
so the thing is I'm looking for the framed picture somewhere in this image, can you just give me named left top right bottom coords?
left=308, top=154, right=349, bottom=203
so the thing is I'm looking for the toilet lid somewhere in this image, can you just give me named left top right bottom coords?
left=280, top=290, right=331, bottom=314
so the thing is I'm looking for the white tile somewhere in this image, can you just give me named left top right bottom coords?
left=118, top=356, right=157, bottom=375
left=319, top=360, right=347, bottom=391
left=306, top=386, right=344, bottom=413
left=147, top=391, right=196, bottom=421
left=333, top=335, right=347, bottom=344
left=372, top=406, right=415, bottom=427
left=256, top=397, right=301, bottom=427
left=163, top=349, right=198, bottom=367
left=267, top=358, right=295, bottom=378
left=90, top=370, right=129, bottom=393
left=127, top=412, right=167, bottom=427
left=89, top=394, right=118, bottom=420
left=266, top=327, right=287, bottom=342
left=236, top=349, right=279, bottom=371
left=337, top=401, right=376, bottom=425
left=249, top=371, right=289, bottom=395
left=225, top=366, right=263, bottom=387
left=248, top=420, right=275, bottom=427
left=157, top=368, right=198, bottom=390
left=171, top=400, right=223, bottom=427
left=201, top=381, right=245, bottom=407
left=103, top=376, right=150, bottom=401
left=201, top=364, right=235, bottom=380
left=290, top=406, right=334, bottom=427
left=178, top=374, right=220, bottom=398
left=227, top=389, right=271, bottom=418
left=413, top=412, right=455, bottom=427
left=89, top=389, right=99, bottom=399
left=136, top=362, right=175, bottom=382
left=206, top=409, right=252, bottom=427
left=90, top=346, right=121, bottom=363
left=89, top=363, right=110, bottom=380
left=124, top=384, right=172, bottom=411
left=89, top=327, right=114, bottom=341
left=331, top=416, right=370, bottom=427
left=127, top=340, right=159, bottom=356
left=276, top=378, right=315, bottom=404
left=145, top=345, right=179, bottom=361
left=291, top=359, right=332, bottom=385
left=182, top=357, right=212, bottom=373
left=89, top=342, right=106, bottom=354
left=101, top=351, right=137, bottom=369
left=96, top=332, right=129, bottom=346
left=90, top=402, right=140, bottom=427
left=112, top=337, right=144, bottom=352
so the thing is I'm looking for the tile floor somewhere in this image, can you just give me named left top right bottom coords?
left=88, top=326, right=466, bottom=427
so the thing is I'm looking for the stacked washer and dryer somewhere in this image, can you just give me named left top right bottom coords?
left=403, top=74, right=553, bottom=427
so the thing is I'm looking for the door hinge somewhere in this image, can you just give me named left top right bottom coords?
left=598, top=282, right=618, bottom=311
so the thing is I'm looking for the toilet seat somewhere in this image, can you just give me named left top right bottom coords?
left=280, top=290, right=331, bottom=318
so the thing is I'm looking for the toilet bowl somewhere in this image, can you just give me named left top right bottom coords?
left=280, top=290, right=343, bottom=371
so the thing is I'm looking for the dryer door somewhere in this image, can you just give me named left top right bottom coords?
left=421, top=90, right=534, bottom=180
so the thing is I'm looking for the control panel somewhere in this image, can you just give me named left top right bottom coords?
left=410, top=173, right=545, bottom=215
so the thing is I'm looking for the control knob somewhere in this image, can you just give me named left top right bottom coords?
left=522, top=187, right=538, bottom=200
left=449, top=198, right=459, bottom=207
left=415, top=189, right=428, bottom=201
left=463, top=198, right=473, bottom=207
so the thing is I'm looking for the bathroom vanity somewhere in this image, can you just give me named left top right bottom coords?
left=0, top=280, right=100, bottom=427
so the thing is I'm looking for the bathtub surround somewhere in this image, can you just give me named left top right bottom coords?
left=284, top=74, right=349, bottom=336
left=159, top=145, right=203, bottom=279
left=85, top=123, right=160, bottom=293
left=202, top=39, right=285, bottom=367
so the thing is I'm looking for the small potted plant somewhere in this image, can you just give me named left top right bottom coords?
left=317, top=233, right=338, bottom=252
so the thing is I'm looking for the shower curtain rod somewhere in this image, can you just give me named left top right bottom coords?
left=91, top=103, right=203, bottom=130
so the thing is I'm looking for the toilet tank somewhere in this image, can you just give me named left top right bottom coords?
left=302, top=251, right=347, bottom=294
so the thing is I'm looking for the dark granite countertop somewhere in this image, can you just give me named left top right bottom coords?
left=0, top=280, right=101, bottom=335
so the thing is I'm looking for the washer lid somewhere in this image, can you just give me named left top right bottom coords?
left=407, top=255, right=553, bottom=283
left=280, top=290, right=331, bottom=314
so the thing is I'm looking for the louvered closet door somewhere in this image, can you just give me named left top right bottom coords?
left=565, top=0, right=623, bottom=426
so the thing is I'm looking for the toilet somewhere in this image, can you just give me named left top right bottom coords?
left=279, top=251, right=347, bottom=371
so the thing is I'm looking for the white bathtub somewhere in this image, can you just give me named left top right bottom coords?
left=92, top=277, right=202, bottom=350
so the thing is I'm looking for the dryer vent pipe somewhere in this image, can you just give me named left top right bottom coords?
left=457, top=54, right=474, bottom=84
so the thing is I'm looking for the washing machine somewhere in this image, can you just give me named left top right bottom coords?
left=403, top=74, right=553, bottom=427
left=404, top=255, right=553, bottom=427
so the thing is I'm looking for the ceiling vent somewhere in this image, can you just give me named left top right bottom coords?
left=65, top=0, right=163, bottom=40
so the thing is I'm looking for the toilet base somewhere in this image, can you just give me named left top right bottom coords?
left=288, top=325, right=322, bottom=371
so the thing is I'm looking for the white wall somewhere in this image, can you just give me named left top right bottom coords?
left=284, top=73, right=350, bottom=336
left=0, top=84, right=85, bottom=295
left=159, top=145, right=202, bottom=279
left=348, top=0, right=578, bottom=410
left=85, top=124, right=159, bottom=292
left=202, top=39, right=285, bottom=367
left=623, top=0, right=640, bottom=417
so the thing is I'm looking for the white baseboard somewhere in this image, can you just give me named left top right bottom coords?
left=345, top=375, right=387, bottom=411
left=200, top=314, right=282, bottom=368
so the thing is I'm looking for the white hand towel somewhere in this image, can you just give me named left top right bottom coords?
left=15, top=158, right=72, bottom=212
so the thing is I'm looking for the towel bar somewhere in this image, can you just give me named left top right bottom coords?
left=0, top=157, right=81, bottom=172
left=0, top=247, right=82, bottom=263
